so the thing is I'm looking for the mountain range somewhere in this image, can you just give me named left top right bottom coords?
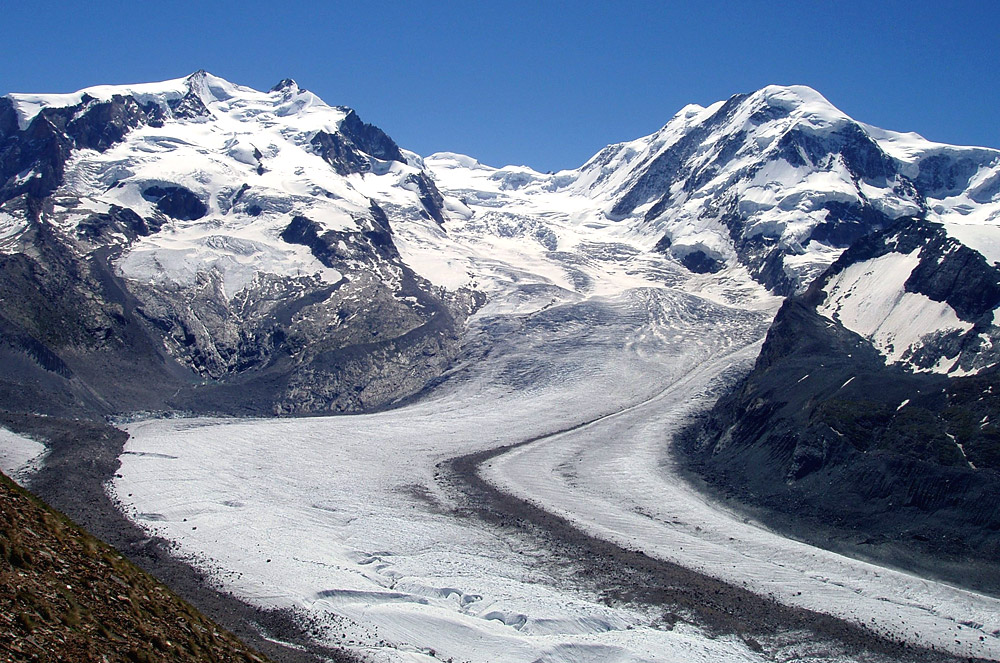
left=2, top=70, right=1000, bottom=657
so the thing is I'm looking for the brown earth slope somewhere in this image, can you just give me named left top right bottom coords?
left=0, top=470, right=270, bottom=663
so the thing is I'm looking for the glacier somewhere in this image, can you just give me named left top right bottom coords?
left=1, top=71, right=999, bottom=662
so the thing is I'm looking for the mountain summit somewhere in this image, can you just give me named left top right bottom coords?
left=0, top=72, right=466, bottom=417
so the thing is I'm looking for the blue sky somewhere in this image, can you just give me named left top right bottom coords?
left=3, top=1, right=998, bottom=171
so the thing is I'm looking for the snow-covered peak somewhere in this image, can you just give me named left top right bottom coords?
left=753, top=84, right=845, bottom=116
left=3, top=70, right=348, bottom=131
left=0, top=71, right=460, bottom=302
left=5, top=72, right=1000, bottom=309
left=426, top=152, right=494, bottom=172
left=269, top=77, right=301, bottom=94
left=6, top=74, right=190, bottom=129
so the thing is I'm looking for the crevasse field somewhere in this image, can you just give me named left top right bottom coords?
left=111, top=272, right=1000, bottom=663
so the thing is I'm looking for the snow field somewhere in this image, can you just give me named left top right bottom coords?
left=817, top=249, right=974, bottom=372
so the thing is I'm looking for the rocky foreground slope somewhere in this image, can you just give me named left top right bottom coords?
left=0, top=469, right=273, bottom=663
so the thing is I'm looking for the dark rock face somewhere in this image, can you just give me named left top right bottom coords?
left=142, top=185, right=208, bottom=221
left=913, top=152, right=991, bottom=199
left=77, top=205, right=161, bottom=243
left=0, top=94, right=164, bottom=206
left=270, top=78, right=298, bottom=93
left=679, top=249, right=724, bottom=274
left=806, top=201, right=893, bottom=248
left=167, top=90, right=211, bottom=120
left=337, top=109, right=404, bottom=163
left=280, top=210, right=398, bottom=267
left=311, top=130, right=372, bottom=176
left=652, top=234, right=672, bottom=253
left=776, top=123, right=897, bottom=183
left=311, top=109, right=405, bottom=176
left=902, top=233, right=1000, bottom=324
left=715, top=211, right=800, bottom=295
left=0, top=98, right=20, bottom=137
left=68, top=95, right=157, bottom=152
left=0, top=110, right=75, bottom=204
left=682, top=272, right=1000, bottom=594
left=0, top=199, right=189, bottom=419
left=405, top=172, right=447, bottom=225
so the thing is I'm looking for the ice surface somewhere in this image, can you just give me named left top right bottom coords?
left=114, top=282, right=783, bottom=663
left=0, top=427, right=46, bottom=485
left=483, top=342, right=1000, bottom=660
left=112, top=263, right=1000, bottom=661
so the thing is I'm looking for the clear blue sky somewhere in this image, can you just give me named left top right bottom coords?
left=3, top=1, right=997, bottom=171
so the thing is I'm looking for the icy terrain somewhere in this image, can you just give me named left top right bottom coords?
left=7, top=74, right=1000, bottom=384
left=816, top=249, right=975, bottom=370
left=484, top=348, right=1000, bottom=660
left=33, top=72, right=425, bottom=296
left=112, top=260, right=1000, bottom=662
left=0, top=427, right=46, bottom=485
left=112, top=290, right=782, bottom=663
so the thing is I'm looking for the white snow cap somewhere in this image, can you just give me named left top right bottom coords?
left=4, top=70, right=328, bottom=130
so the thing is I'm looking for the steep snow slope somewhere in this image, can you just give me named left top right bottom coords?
left=412, top=87, right=1000, bottom=378
left=0, top=72, right=470, bottom=415
left=815, top=218, right=1000, bottom=375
